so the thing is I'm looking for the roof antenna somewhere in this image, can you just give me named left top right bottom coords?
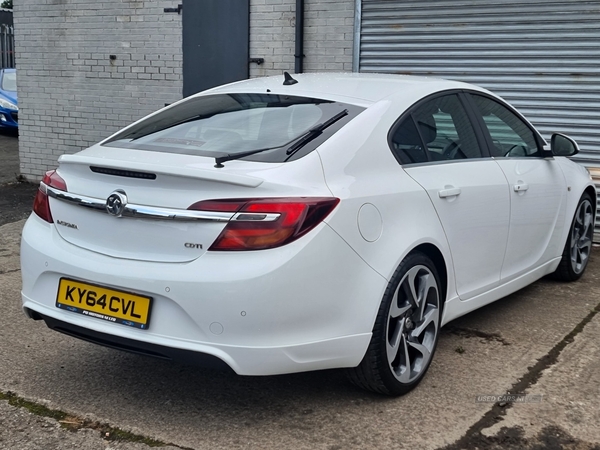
left=283, top=72, right=298, bottom=86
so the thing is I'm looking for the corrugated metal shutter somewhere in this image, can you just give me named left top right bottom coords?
left=359, top=0, right=600, bottom=239
left=359, top=0, right=600, bottom=158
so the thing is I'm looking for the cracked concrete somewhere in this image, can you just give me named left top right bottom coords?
left=446, top=326, right=512, bottom=346
left=480, top=309, right=600, bottom=444
left=443, top=299, right=600, bottom=450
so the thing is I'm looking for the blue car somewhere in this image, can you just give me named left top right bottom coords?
left=0, top=68, right=17, bottom=130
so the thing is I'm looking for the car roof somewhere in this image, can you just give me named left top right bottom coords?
left=0, top=68, right=15, bottom=73
left=202, top=72, right=489, bottom=106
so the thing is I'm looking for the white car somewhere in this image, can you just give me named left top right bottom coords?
left=21, top=73, right=595, bottom=396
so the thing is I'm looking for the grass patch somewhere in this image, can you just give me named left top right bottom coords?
left=0, top=391, right=67, bottom=422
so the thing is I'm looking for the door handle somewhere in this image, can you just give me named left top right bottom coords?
left=514, top=183, right=529, bottom=192
left=438, top=187, right=461, bottom=198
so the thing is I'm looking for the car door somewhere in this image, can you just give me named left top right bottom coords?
left=391, top=93, right=511, bottom=300
left=467, top=93, right=567, bottom=281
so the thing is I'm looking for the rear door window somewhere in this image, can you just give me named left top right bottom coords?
left=390, top=93, right=484, bottom=164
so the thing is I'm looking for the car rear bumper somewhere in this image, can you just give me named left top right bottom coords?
left=27, top=310, right=233, bottom=370
left=21, top=213, right=385, bottom=375
left=25, top=308, right=371, bottom=375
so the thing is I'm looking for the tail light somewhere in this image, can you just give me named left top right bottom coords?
left=33, top=170, right=67, bottom=223
left=188, top=197, right=340, bottom=250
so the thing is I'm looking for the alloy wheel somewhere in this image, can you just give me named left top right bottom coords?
left=570, top=199, right=593, bottom=275
left=386, top=265, right=440, bottom=384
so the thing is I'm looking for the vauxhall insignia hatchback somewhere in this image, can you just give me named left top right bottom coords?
left=21, top=73, right=595, bottom=395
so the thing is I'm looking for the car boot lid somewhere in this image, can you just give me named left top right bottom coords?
left=59, top=147, right=266, bottom=188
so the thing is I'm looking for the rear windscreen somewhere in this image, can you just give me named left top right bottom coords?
left=103, top=93, right=363, bottom=162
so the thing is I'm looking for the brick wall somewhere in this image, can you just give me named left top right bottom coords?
left=13, top=0, right=182, bottom=180
left=14, top=0, right=354, bottom=180
left=249, top=0, right=354, bottom=77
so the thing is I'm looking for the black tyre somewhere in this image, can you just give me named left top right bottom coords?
left=552, top=193, right=594, bottom=282
left=347, top=252, right=442, bottom=396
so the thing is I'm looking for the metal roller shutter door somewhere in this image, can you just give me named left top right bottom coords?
left=358, top=0, right=600, bottom=239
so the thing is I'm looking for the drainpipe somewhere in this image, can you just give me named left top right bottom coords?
left=294, top=0, right=304, bottom=73
left=352, top=0, right=361, bottom=72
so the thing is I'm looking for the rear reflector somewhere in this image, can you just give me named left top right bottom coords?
left=188, top=197, right=340, bottom=250
left=33, top=170, right=67, bottom=223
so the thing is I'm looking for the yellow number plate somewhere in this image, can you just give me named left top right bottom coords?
left=56, top=278, right=152, bottom=329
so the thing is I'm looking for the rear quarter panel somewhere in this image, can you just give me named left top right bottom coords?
left=317, top=97, right=456, bottom=307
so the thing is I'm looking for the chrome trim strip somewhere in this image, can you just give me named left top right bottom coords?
left=45, top=185, right=234, bottom=222
left=400, top=156, right=495, bottom=168
left=232, top=212, right=281, bottom=222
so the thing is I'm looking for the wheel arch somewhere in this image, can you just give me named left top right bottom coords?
left=347, top=243, right=448, bottom=395
left=550, top=185, right=597, bottom=281
left=407, top=243, right=448, bottom=312
left=583, top=185, right=597, bottom=218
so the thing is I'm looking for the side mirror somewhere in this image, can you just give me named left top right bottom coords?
left=551, top=133, right=579, bottom=156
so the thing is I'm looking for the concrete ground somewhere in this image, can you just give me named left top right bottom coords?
left=1, top=134, right=600, bottom=449
left=0, top=130, right=20, bottom=184
left=0, top=131, right=38, bottom=227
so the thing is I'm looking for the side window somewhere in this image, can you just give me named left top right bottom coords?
left=390, top=93, right=483, bottom=164
left=390, top=116, right=429, bottom=164
left=471, top=94, right=540, bottom=158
